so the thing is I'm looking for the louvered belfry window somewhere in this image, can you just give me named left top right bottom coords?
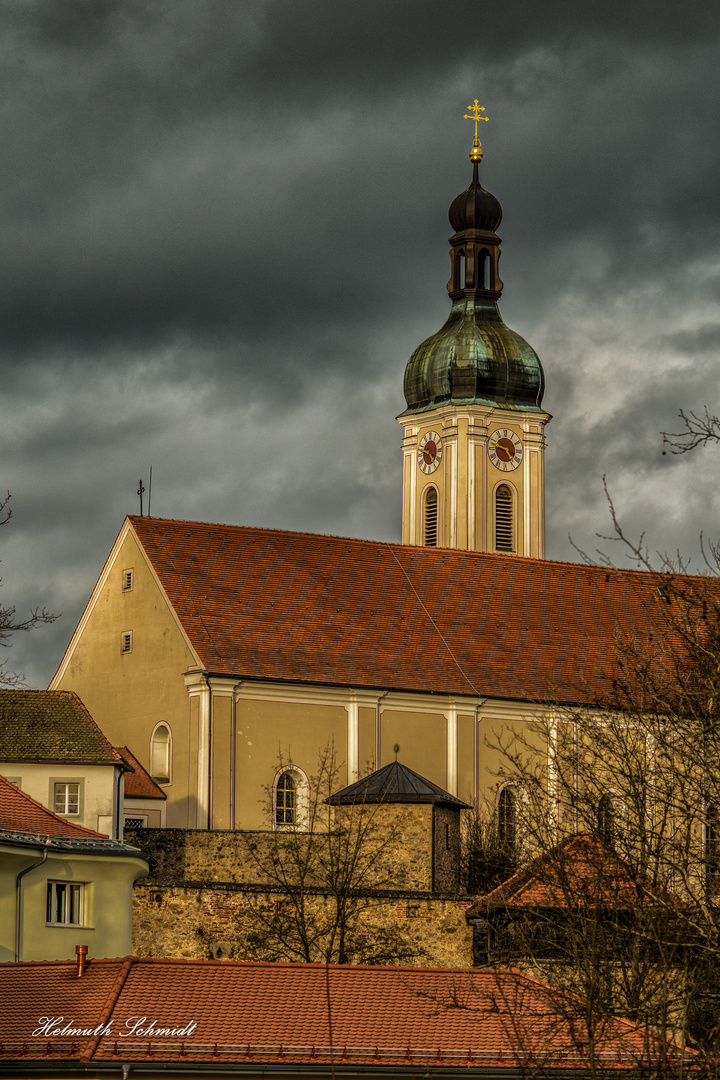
left=495, top=485, right=514, bottom=552
left=423, top=487, right=438, bottom=547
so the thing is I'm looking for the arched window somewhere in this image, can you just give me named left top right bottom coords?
left=423, top=487, right=438, bottom=547
left=498, top=784, right=518, bottom=855
left=495, top=484, right=514, bottom=552
left=274, top=767, right=309, bottom=830
left=454, top=250, right=466, bottom=291
left=275, top=772, right=296, bottom=826
left=597, top=792, right=616, bottom=846
left=150, top=724, right=171, bottom=784
left=706, top=804, right=720, bottom=891
left=479, top=249, right=489, bottom=289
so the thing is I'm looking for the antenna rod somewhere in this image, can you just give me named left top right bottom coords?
left=148, top=466, right=153, bottom=520
left=137, top=479, right=145, bottom=517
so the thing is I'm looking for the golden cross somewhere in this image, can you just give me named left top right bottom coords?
left=464, top=100, right=489, bottom=141
left=463, top=100, right=489, bottom=161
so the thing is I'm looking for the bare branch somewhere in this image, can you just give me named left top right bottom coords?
left=663, top=409, right=720, bottom=456
left=0, top=492, right=58, bottom=686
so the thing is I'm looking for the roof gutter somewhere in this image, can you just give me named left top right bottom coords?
left=15, top=841, right=48, bottom=960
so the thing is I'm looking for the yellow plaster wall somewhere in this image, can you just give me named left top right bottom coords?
left=358, top=706, right=377, bottom=774
left=379, top=710, right=446, bottom=787
left=0, top=763, right=116, bottom=835
left=11, top=850, right=148, bottom=962
left=478, top=714, right=547, bottom=807
left=457, top=712, right=476, bottom=806
left=0, top=847, right=38, bottom=962
left=211, top=693, right=233, bottom=830
left=234, top=698, right=349, bottom=829
left=51, top=528, right=198, bottom=828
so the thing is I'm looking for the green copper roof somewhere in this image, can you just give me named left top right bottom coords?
left=401, top=295, right=545, bottom=415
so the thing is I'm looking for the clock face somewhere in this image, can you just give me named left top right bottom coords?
left=417, top=430, right=443, bottom=474
left=488, top=428, right=523, bottom=472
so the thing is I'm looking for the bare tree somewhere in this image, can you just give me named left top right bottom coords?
left=461, top=803, right=517, bottom=895
left=235, top=743, right=422, bottom=966
left=466, top=490, right=720, bottom=1077
left=0, top=492, right=56, bottom=685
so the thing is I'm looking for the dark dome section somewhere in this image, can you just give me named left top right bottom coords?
left=448, top=164, right=502, bottom=233
left=402, top=296, right=545, bottom=415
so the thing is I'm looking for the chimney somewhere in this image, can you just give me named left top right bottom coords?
left=75, top=945, right=88, bottom=978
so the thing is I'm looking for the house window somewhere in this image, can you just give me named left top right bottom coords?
left=124, top=816, right=146, bottom=829
left=150, top=724, right=171, bottom=783
left=46, top=882, right=84, bottom=926
left=54, top=782, right=80, bottom=816
left=275, top=772, right=296, bottom=826
left=120, top=630, right=133, bottom=654
left=423, top=487, right=438, bottom=547
left=122, top=568, right=134, bottom=592
left=495, top=485, right=515, bottom=552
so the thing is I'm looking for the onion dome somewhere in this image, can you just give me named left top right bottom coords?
left=400, top=157, right=544, bottom=416
left=448, top=164, right=502, bottom=233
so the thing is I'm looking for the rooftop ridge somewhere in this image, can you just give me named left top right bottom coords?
left=128, top=515, right=707, bottom=582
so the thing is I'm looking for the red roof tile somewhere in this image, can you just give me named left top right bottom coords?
left=0, top=957, right=680, bottom=1069
left=0, top=689, right=122, bottom=765
left=467, top=834, right=685, bottom=915
left=115, top=747, right=166, bottom=800
left=129, top=516, right=696, bottom=704
left=0, top=774, right=107, bottom=839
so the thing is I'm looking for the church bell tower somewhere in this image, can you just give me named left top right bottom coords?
left=398, top=104, right=550, bottom=557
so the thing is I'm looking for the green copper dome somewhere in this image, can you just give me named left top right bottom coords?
left=401, top=161, right=545, bottom=416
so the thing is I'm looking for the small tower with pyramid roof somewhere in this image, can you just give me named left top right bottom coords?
left=398, top=104, right=551, bottom=556
left=328, top=760, right=470, bottom=895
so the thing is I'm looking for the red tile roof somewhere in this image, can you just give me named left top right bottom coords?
left=129, top=516, right=694, bottom=705
left=0, top=957, right=681, bottom=1069
left=466, top=834, right=685, bottom=915
left=0, top=774, right=106, bottom=839
left=0, top=689, right=122, bottom=765
left=115, top=747, right=166, bottom=800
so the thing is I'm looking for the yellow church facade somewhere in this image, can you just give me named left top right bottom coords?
left=48, top=131, right=670, bottom=836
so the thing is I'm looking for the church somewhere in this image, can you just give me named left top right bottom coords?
left=48, top=115, right=673, bottom=834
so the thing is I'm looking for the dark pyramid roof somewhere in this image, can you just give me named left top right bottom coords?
left=327, top=761, right=470, bottom=809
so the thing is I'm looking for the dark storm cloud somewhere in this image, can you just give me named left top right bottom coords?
left=1, top=0, right=719, bottom=685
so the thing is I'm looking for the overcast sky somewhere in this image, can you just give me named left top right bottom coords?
left=2, top=0, right=720, bottom=688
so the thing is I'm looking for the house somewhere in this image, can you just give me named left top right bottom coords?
left=115, top=746, right=166, bottom=829
left=465, top=832, right=687, bottom=967
left=0, top=689, right=127, bottom=838
left=0, top=775, right=151, bottom=962
left=0, top=955, right=683, bottom=1076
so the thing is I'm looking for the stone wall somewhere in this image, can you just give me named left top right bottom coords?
left=127, top=803, right=474, bottom=968
left=132, top=884, right=473, bottom=968
left=129, top=802, right=449, bottom=894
